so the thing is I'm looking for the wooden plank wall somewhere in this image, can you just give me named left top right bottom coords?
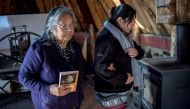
left=140, top=34, right=171, bottom=51
left=176, top=0, right=190, bottom=23
left=124, top=0, right=173, bottom=35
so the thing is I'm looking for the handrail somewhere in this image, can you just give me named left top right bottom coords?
left=0, top=31, right=41, bottom=42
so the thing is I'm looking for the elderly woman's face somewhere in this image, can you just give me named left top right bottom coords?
left=53, top=13, right=75, bottom=43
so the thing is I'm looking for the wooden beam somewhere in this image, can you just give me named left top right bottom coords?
left=0, top=0, right=2, bottom=14
left=99, top=0, right=109, bottom=17
left=137, top=0, right=161, bottom=34
left=104, top=0, right=116, bottom=9
left=63, top=0, right=82, bottom=31
left=96, top=0, right=108, bottom=21
left=4, top=0, right=11, bottom=15
left=125, top=0, right=154, bottom=33
left=76, top=0, right=96, bottom=30
left=138, top=0, right=169, bottom=34
left=43, top=0, right=53, bottom=12
left=112, top=0, right=121, bottom=6
left=70, top=0, right=86, bottom=30
left=86, top=0, right=105, bottom=30
left=35, top=0, right=46, bottom=13
left=177, top=0, right=190, bottom=23
left=156, top=0, right=176, bottom=24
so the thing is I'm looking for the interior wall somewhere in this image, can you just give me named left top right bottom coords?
left=0, top=14, right=47, bottom=49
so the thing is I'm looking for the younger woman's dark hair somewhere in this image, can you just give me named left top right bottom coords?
left=110, top=4, right=136, bottom=23
left=109, top=6, right=116, bottom=17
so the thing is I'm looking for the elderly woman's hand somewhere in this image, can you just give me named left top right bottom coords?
left=50, top=84, right=71, bottom=96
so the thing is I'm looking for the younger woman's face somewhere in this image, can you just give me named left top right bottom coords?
left=52, top=13, right=75, bottom=43
left=117, top=17, right=135, bottom=34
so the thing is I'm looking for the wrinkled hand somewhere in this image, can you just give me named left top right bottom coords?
left=50, top=84, right=71, bottom=96
left=125, top=73, right=134, bottom=84
left=127, top=48, right=138, bottom=58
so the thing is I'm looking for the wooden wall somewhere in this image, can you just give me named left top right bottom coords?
left=1, top=0, right=185, bottom=35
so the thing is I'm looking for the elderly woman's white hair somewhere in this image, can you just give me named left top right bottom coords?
left=42, top=6, right=76, bottom=43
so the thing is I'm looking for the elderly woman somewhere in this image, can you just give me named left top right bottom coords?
left=19, top=7, right=86, bottom=109
left=94, top=4, right=144, bottom=109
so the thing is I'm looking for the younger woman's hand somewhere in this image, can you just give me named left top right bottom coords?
left=125, top=73, right=134, bottom=85
left=50, top=84, right=71, bottom=96
left=127, top=48, right=138, bottom=58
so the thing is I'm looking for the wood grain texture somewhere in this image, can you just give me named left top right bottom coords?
left=177, top=0, right=190, bottom=23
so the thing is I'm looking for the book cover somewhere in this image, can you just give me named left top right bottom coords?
left=59, top=70, right=79, bottom=92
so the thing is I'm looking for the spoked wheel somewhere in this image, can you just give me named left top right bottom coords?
left=0, top=29, right=41, bottom=94
left=0, top=31, right=41, bottom=62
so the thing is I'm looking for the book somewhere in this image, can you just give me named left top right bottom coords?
left=59, top=70, right=79, bottom=92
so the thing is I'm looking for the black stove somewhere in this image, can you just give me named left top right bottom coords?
left=140, top=23, right=190, bottom=109
left=140, top=57, right=190, bottom=109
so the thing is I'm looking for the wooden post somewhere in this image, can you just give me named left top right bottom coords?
left=82, top=37, right=87, bottom=60
left=170, top=26, right=176, bottom=57
left=89, top=24, right=95, bottom=63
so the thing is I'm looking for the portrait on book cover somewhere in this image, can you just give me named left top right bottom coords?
left=61, top=73, right=76, bottom=84
left=59, top=71, right=79, bottom=92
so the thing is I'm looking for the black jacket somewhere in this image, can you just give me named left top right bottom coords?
left=94, top=27, right=144, bottom=93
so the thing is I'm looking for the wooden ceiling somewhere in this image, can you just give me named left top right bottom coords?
left=0, top=0, right=118, bottom=32
left=0, top=0, right=177, bottom=35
